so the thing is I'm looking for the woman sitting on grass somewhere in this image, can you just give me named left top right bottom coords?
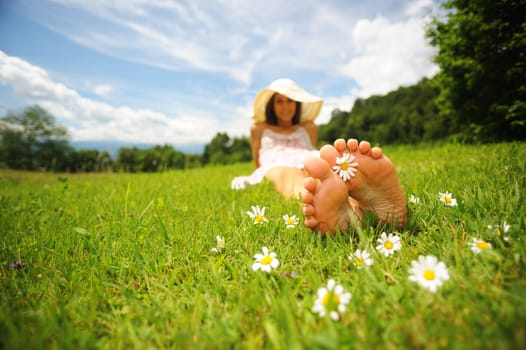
left=231, top=78, right=407, bottom=235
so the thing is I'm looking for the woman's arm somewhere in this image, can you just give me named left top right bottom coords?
left=302, top=121, right=318, bottom=147
left=250, top=123, right=264, bottom=168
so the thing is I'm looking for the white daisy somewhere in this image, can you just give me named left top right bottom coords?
left=439, top=191, right=458, bottom=206
left=211, top=235, right=225, bottom=253
left=348, top=249, right=373, bottom=269
left=469, top=238, right=492, bottom=254
left=283, top=214, right=299, bottom=229
left=375, top=232, right=402, bottom=257
left=409, top=194, right=420, bottom=205
left=408, top=255, right=450, bottom=293
left=252, top=246, right=279, bottom=273
left=332, top=152, right=359, bottom=182
left=488, top=221, right=510, bottom=240
left=312, top=279, right=352, bottom=320
left=247, top=205, right=268, bottom=224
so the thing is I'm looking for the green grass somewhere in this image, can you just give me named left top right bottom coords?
left=1, top=142, right=525, bottom=349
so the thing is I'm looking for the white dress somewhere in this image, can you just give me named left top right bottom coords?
left=231, top=126, right=319, bottom=189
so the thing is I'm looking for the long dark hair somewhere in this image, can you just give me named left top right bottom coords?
left=265, top=93, right=302, bottom=125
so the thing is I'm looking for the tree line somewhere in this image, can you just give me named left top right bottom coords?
left=1, top=0, right=524, bottom=172
left=426, top=0, right=525, bottom=142
left=0, top=105, right=251, bottom=172
left=318, top=78, right=444, bottom=146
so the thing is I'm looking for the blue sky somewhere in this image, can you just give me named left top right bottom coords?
left=0, top=0, right=441, bottom=151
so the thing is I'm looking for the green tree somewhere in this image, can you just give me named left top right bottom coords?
left=427, top=0, right=526, bottom=141
left=185, top=153, right=202, bottom=169
left=114, top=145, right=185, bottom=172
left=318, top=78, right=442, bottom=144
left=116, top=147, right=141, bottom=172
left=141, top=147, right=162, bottom=172
left=227, top=137, right=251, bottom=164
left=318, top=109, right=351, bottom=146
left=138, top=145, right=186, bottom=172
left=202, top=132, right=251, bottom=165
left=153, top=144, right=185, bottom=170
left=0, top=105, right=70, bottom=170
left=203, top=132, right=231, bottom=165
left=68, top=149, right=111, bottom=172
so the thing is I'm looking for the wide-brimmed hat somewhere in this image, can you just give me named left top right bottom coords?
left=252, top=78, right=324, bottom=123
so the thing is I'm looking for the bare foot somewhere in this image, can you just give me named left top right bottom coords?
left=321, top=138, right=407, bottom=227
left=301, top=156, right=361, bottom=236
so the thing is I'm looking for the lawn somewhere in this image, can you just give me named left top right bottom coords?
left=1, top=142, right=525, bottom=349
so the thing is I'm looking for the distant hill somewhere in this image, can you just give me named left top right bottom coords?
left=318, top=77, right=446, bottom=145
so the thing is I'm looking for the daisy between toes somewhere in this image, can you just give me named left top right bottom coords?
left=332, top=152, right=358, bottom=181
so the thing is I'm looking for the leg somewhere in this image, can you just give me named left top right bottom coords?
left=265, top=166, right=307, bottom=199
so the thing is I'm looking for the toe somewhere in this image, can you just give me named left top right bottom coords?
left=304, top=156, right=332, bottom=180
left=370, top=147, right=383, bottom=159
left=302, top=204, right=315, bottom=216
left=347, top=138, right=359, bottom=151
left=302, top=189, right=314, bottom=204
left=333, top=139, right=347, bottom=153
left=303, top=177, right=317, bottom=193
left=319, top=145, right=339, bottom=166
left=304, top=217, right=318, bottom=229
left=358, top=141, right=371, bottom=154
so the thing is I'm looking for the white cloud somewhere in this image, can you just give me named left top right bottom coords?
left=405, top=0, right=436, bottom=17
left=93, top=84, right=113, bottom=96
left=341, top=13, right=438, bottom=98
left=317, top=95, right=356, bottom=125
left=3, top=1, right=443, bottom=144
left=32, top=1, right=439, bottom=95
left=0, top=50, right=221, bottom=144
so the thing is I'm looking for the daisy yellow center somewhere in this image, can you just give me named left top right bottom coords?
left=255, top=215, right=264, bottom=223
left=287, top=219, right=295, bottom=225
left=261, top=255, right=273, bottom=265
left=322, top=292, right=340, bottom=307
left=340, top=162, right=349, bottom=170
left=495, top=229, right=501, bottom=237
left=445, top=196, right=452, bottom=204
left=423, top=269, right=436, bottom=281
left=384, top=241, right=394, bottom=250
left=355, top=258, right=363, bottom=266
left=476, top=241, right=491, bottom=250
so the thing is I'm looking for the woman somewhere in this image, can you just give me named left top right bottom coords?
left=231, top=78, right=323, bottom=198
left=232, top=78, right=408, bottom=234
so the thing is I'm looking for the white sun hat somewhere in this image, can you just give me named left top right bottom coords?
left=252, top=78, right=324, bottom=123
